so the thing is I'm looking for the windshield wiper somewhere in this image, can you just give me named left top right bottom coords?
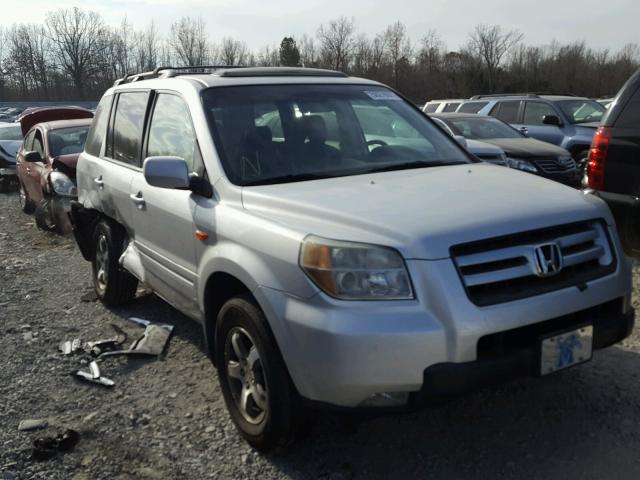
left=243, top=172, right=335, bottom=186
left=365, top=160, right=465, bottom=174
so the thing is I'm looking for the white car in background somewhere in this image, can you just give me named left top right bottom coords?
left=422, top=98, right=465, bottom=114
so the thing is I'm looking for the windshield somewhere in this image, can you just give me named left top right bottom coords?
left=202, top=85, right=469, bottom=186
left=0, top=124, right=22, bottom=141
left=438, top=116, right=523, bottom=140
left=557, top=100, right=605, bottom=124
left=48, top=126, right=89, bottom=157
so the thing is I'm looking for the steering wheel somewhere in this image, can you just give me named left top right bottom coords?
left=366, top=139, right=388, bottom=149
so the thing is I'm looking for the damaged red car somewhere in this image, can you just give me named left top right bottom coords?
left=16, top=107, right=93, bottom=233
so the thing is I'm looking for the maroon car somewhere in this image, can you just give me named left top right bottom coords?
left=16, top=107, right=93, bottom=233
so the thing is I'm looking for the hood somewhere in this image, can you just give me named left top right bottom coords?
left=481, top=138, right=570, bottom=158
left=52, top=154, right=80, bottom=177
left=241, top=164, right=609, bottom=259
left=18, top=107, right=93, bottom=136
left=0, top=140, right=21, bottom=163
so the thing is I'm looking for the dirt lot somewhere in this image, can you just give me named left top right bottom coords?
left=2, top=190, right=640, bottom=480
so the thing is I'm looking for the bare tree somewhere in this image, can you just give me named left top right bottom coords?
left=384, top=21, right=412, bottom=87
left=168, top=16, right=208, bottom=66
left=219, top=37, right=247, bottom=66
left=317, top=16, right=356, bottom=71
left=45, top=7, right=109, bottom=98
left=298, top=34, right=317, bottom=67
left=467, top=24, right=523, bottom=92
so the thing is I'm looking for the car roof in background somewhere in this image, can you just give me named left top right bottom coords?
left=430, top=113, right=486, bottom=119
left=467, top=94, right=589, bottom=102
left=18, top=106, right=93, bottom=136
left=41, top=118, right=93, bottom=132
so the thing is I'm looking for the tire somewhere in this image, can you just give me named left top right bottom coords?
left=215, top=294, right=308, bottom=452
left=18, top=182, right=35, bottom=214
left=91, top=220, right=138, bottom=306
left=35, top=199, right=58, bottom=233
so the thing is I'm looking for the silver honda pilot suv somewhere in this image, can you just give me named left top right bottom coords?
left=70, top=66, right=634, bottom=451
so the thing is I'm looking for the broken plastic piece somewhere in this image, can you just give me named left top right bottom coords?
left=32, top=429, right=80, bottom=461
left=100, top=318, right=174, bottom=358
left=81, top=324, right=128, bottom=356
left=59, top=338, right=82, bottom=355
left=75, top=361, right=115, bottom=387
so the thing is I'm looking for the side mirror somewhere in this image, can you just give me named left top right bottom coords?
left=542, top=115, right=562, bottom=126
left=453, top=135, right=468, bottom=150
left=24, top=151, right=43, bottom=163
left=143, top=156, right=190, bottom=189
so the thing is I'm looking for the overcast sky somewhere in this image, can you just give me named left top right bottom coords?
left=3, top=0, right=638, bottom=52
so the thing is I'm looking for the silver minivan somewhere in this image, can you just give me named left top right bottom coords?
left=71, top=67, right=633, bottom=451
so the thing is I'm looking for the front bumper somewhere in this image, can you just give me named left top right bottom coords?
left=255, top=251, right=633, bottom=408
left=537, top=169, right=582, bottom=188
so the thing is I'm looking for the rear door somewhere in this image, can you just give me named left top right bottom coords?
left=522, top=101, right=565, bottom=145
left=490, top=100, right=524, bottom=133
left=100, top=90, right=150, bottom=231
left=129, top=91, right=202, bottom=318
left=24, top=128, right=47, bottom=202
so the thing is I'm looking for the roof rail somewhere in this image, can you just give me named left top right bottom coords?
left=113, top=65, right=246, bottom=86
left=470, top=92, right=579, bottom=100
left=215, top=67, right=347, bottom=78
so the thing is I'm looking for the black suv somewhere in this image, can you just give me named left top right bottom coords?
left=586, top=68, right=640, bottom=258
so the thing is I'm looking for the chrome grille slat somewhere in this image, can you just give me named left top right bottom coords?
left=451, top=220, right=615, bottom=306
left=464, top=264, right=534, bottom=287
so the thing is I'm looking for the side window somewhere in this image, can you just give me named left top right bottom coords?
left=458, top=101, right=488, bottom=114
left=490, top=101, right=521, bottom=123
left=523, top=101, right=557, bottom=125
left=23, top=130, right=36, bottom=152
left=442, top=102, right=460, bottom=113
left=33, top=130, right=45, bottom=157
left=111, top=91, right=149, bottom=166
left=147, top=93, right=200, bottom=174
left=85, top=95, right=113, bottom=156
left=424, top=103, right=440, bottom=113
left=616, top=87, right=640, bottom=127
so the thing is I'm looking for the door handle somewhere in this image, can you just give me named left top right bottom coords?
left=94, top=176, right=104, bottom=189
left=26, top=167, right=31, bottom=174
left=129, top=192, right=146, bottom=209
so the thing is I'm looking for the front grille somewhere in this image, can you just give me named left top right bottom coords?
left=533, top=157, right=576, bottom=173
left=451, top=220, right=616, bottom=306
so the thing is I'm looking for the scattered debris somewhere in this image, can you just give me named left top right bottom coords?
left=100, top=318, right=174, bottom=358
left=18, top=419, right=48, bottom=431
left=83, top=411, right=98, bottom=423
left=75, top=361, right=115, bottom=388
left=32, top=429, right=80, bottom=461
left=22, top=331, right=34, bottom=341
left=59, top=324, right=127, bottom=356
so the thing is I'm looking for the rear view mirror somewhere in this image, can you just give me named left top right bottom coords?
left=143, top=156, right=190, bottom=190
left=24, top=151, right=43, bottom=163
left=542, top=115, right=562, bottom=126
left=453, top=135, right=468, bottom=150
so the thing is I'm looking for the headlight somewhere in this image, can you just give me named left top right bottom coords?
left=299, top=235, right=414, bottom=300
left=50, top=171, right=78, bottom=197
left=506, top=157, right=538, bottom=173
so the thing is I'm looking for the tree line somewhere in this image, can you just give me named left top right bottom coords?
left=0, top=7, right=638, bottom=103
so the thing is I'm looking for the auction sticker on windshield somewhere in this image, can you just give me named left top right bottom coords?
left=540, top=325, right=593, bottom=375
left=364, top=90, right=401, bottom=101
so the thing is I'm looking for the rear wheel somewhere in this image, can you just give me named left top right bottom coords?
left=18, top=182, right=35, bottom=214
left=215, top=295, right=308, bottom=452
left=35, top=199, right=58, bottom=233
left=91, top=220, right=138, bottom=306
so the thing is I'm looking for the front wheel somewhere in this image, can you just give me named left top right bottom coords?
left=91, top=220, right=138, bottom=306
left=18, top=182, right=35, bottom=214
left=215, top=295, right=308, bottom=452
left=35, top=199, right=58, bottom=233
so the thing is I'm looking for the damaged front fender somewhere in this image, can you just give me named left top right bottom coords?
left=69, top=202, right=100, bottom=261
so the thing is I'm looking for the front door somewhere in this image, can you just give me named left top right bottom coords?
left=129, top=92, right=203, bottom=318
left=522, top=101, right=565, bottom=146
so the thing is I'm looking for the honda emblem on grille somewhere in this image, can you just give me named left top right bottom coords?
left=533, top=243, right=563, bottom=277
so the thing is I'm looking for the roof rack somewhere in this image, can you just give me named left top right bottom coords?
left=470, top=92, right=579, bottom=100
left=113, top=65, right=246, bottom=86
left=113, top=66, right=348, bottom=86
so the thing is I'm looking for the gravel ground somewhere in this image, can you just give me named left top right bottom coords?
left=2, top=190, right=640, bottom=480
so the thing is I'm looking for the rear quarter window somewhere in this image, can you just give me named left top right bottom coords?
left=424, top=103, right=440, bottom=113
left=85, top=95, right=112, bottom=157
left=490, top=101, right=521, bottom=123
left=615, top=86, right=640, bottom=128
left=457, top=102, right=488, bottom=113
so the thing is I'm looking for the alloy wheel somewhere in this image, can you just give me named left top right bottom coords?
left=94, top=234, right=109, bottom=291
left=224, top=327, right=268, bottom=425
